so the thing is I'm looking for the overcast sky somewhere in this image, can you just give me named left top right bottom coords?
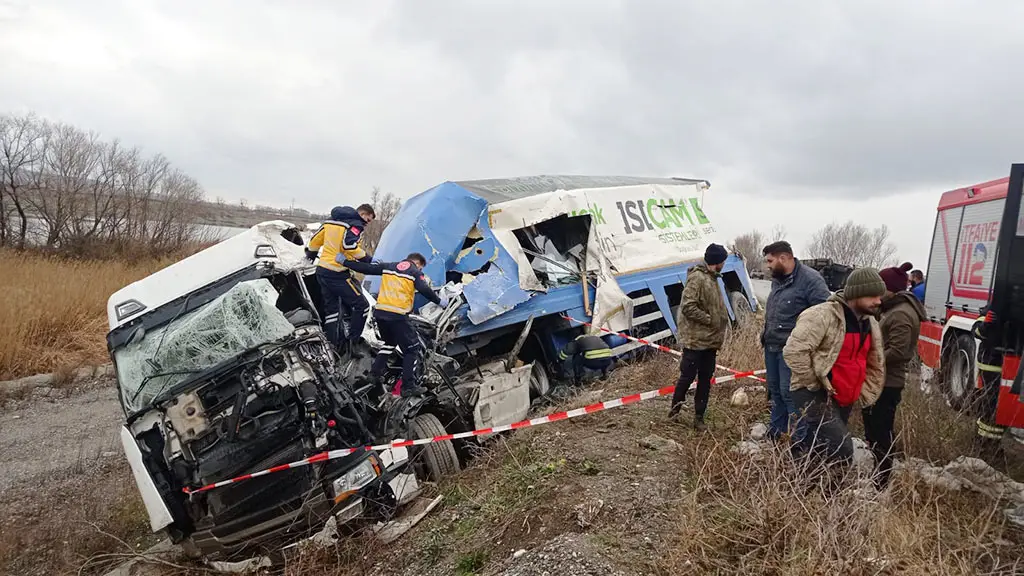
left=2, top=0, right=1023, bottom=268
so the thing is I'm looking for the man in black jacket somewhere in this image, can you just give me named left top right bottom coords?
left=761, top=241, right=830, bottom=440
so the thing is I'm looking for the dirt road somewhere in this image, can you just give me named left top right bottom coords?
left=0, top=381, right=123, bottom=493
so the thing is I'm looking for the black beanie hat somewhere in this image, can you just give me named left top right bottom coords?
left=704, top=243, right=728, bottom=266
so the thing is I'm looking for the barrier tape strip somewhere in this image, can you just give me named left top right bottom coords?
left=183, top=367, right=767, bottom=495
left=560, top=314, right=767, bottom=383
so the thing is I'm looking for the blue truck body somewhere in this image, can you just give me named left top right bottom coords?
left=364, top=177, right=758, bottom=369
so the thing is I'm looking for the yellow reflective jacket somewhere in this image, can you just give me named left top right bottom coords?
left=343, top=258, right=441, bottom=315
left=307, top=219, right=367, bottom=273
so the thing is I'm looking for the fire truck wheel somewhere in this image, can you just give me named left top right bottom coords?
left=941, top=332, right=977, bottom=412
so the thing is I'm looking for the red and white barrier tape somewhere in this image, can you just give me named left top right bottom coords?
left=182, top=367, right=767, bottom=495
left=560, top=314, right=767, bottom=383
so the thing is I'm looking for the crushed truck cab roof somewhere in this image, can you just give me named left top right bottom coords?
left=106, top=221, right=308, bottom=330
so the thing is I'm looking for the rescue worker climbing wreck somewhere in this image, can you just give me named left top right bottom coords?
left=558, top=334, right=614, bottom=385
left=341, top=252, right=447, bottom=397
left=305, top=204, right=375, bottom=356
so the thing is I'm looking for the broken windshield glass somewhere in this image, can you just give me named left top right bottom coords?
left=115, top=279, right=296, bottom=412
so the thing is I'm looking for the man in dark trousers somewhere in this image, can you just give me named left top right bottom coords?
left=558, top=334, right=614, bottom=384
left=863, top=264, right=926, bottom=489
left=306, top=204, right=375, bottom=356
left=761, top=241, right=831, bottom=441
left=341, top=252, right=446, bottom=397
left=669, top=243, right=731, bottom=430
left=784, top=268, right=885, bottom=480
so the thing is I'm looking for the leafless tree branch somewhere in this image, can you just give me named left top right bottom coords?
left=806, top=220, right=899, bottom=268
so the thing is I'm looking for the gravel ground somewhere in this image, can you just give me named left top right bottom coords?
left=0, top=380, right=122, bottom=493
left=487, top=534, right=634, bottom=576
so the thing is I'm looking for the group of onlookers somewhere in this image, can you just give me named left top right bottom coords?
left=671, top=241, right=927, bottom=491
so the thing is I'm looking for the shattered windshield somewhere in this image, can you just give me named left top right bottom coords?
left=115, top=279, right=296, bottom=412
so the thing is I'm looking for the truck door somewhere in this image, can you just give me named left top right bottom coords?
left=987, top=164, right=1024, bottom=426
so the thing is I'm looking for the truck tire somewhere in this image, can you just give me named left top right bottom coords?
left=940, top=332, right=976, bottom=412
left=729, top=291, right=752, bottom=327
left=409, top=413, right=461, bottom=481
left=529, top=362, right=551, bottom=397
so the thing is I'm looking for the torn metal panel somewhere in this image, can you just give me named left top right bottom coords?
left=368, top=183, right=532, bottom=325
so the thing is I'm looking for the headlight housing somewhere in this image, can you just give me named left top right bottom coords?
left=331, top=456, right=380, bottom=503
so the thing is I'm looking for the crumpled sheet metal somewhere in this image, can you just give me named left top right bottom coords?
left=370, top=182, right=532, bottom=325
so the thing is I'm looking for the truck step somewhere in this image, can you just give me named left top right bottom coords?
left=611, top=329, right=674, bottom=356
left=631, top=311, right=663, bottom=326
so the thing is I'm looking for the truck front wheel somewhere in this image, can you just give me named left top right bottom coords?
left=729, top=291, right=753, bottom=328
left=409, top=413, right=461, bottom=481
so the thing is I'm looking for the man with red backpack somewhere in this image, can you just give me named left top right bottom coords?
left=783, top=267, right=886, bottom=472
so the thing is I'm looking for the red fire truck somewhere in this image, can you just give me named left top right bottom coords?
left=918, top=164, right=1024, bottom=438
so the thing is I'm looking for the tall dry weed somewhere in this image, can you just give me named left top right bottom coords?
left=665, top=434, right=1020, bottom=575
left=0, top=250, right=170, bottom=380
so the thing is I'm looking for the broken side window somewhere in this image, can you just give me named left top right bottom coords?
left=512, top=214, right=591, bottom=288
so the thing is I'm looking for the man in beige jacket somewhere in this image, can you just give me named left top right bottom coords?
left=783, top=268, right=886, bottom=467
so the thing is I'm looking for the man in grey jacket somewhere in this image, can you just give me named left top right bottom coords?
left=760, top=241, right=830, bottom=440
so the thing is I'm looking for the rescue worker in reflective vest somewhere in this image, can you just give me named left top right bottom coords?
left=558, top=334, right=614, bottom=384
left=305, top=204, right=375, bottom=356
left=341, top=252, right=447, bottom=397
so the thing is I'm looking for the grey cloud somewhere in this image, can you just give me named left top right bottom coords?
left=2, top=0, right=1022, bottom=210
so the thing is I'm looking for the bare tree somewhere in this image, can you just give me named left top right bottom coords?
left=0, top=114, right=45, bottom=248
left=729, top=225, right=788, bottom=275
left=806, top=220, right=899, bottom=268
left=361, top=186, right=402, bottom=254
left=0, top=112, right=207, bottom=257
left=729, top=230, right=764, bottom=275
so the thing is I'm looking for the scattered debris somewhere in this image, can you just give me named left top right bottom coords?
left=749, top=423, right=768, bottom=440
left=574, top=499, right=605, bottom=529
left=99, top=540, right=181, bottom=576
left=207, top=556, right=273, bottom=573
left=851, top=437, right=875, bottom=475
left=731, top=440, right=765, bottom=457
left=638, top=435, right=681, bottom=452
left=897, top=456, right=1024, bottom=503
left=374, top=495, right=445, bottom=544
left=730, top=387, right=750, bottom=407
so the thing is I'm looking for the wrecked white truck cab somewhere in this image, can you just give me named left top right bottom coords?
left=106, top=221, right=415, bottom=560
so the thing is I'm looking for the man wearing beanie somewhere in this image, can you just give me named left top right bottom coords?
left=783, top=267, right=885, bottom=480
left=670, top=243, right=731, bottom=430
left=863, top=263, right=926, bottom=489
